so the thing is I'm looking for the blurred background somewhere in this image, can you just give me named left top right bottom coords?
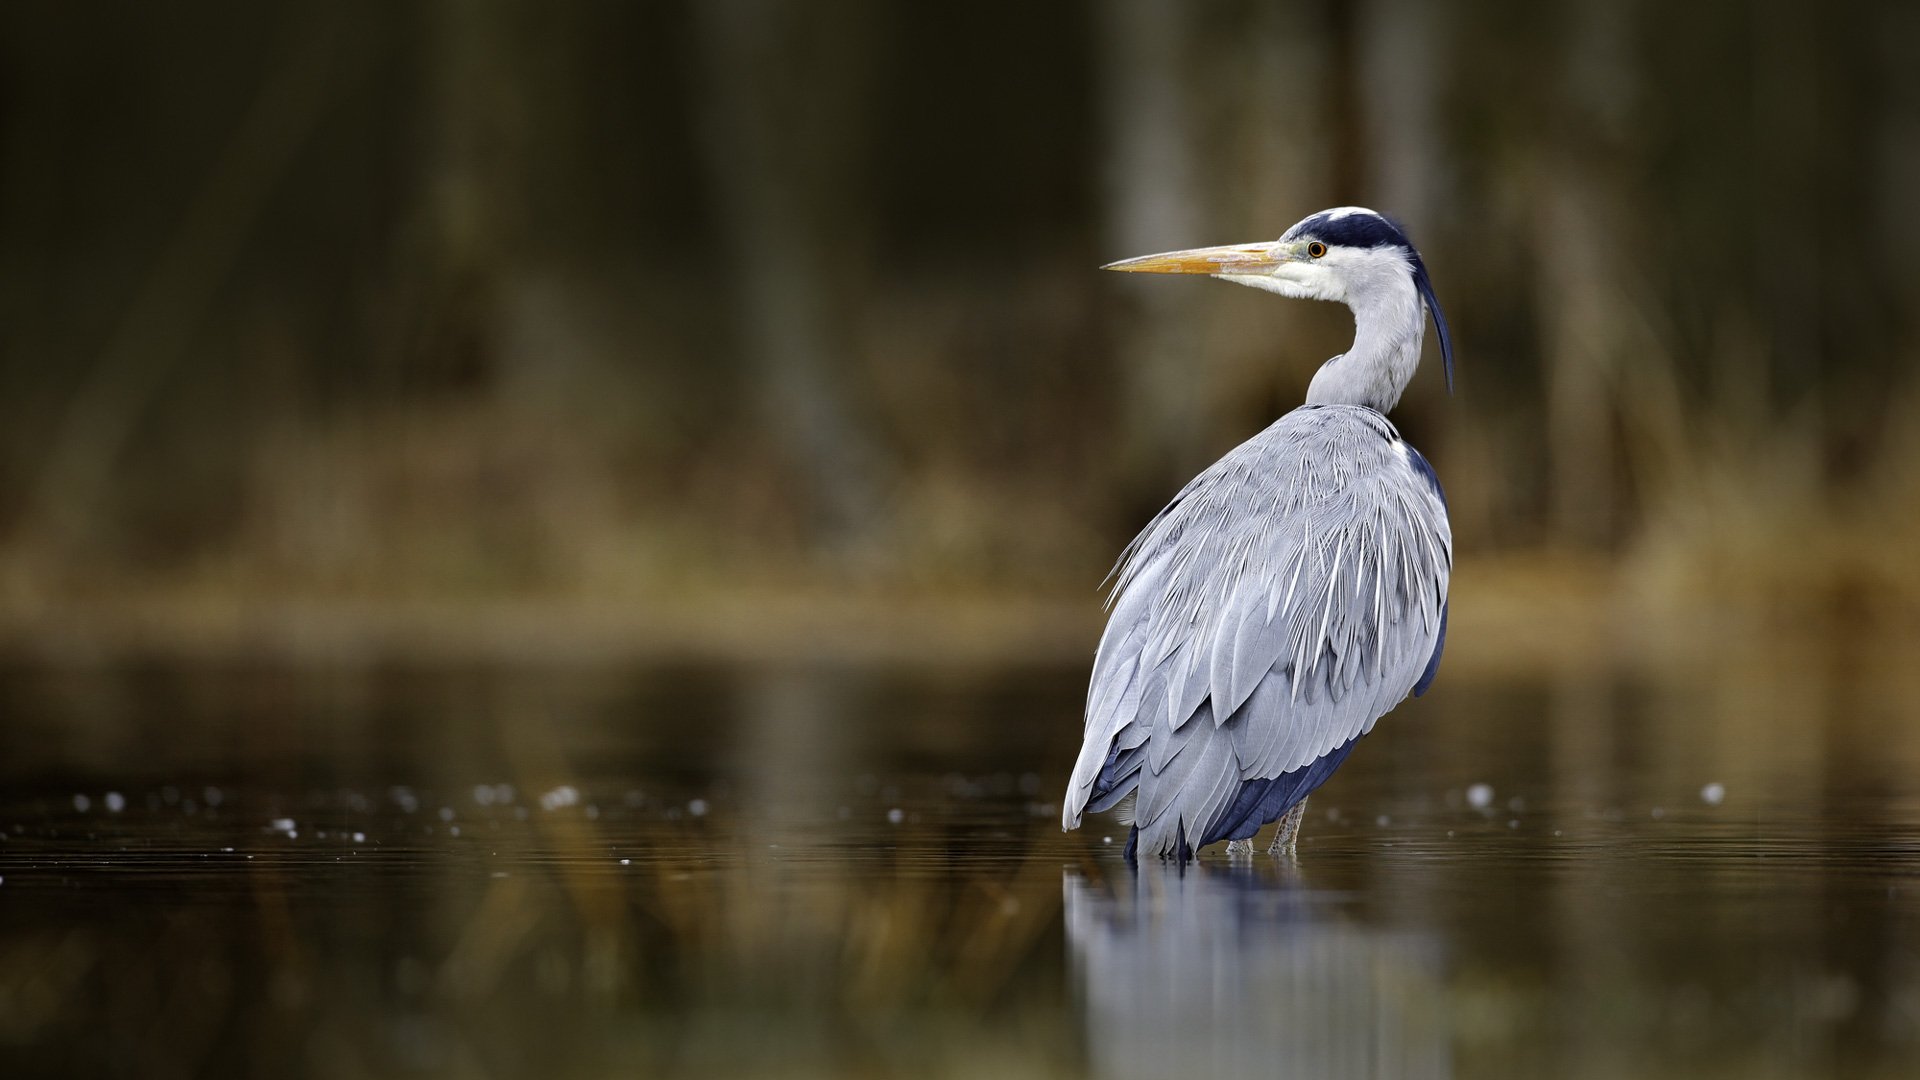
left=6, top=1, right=1920, bottom=1077
left=0, top=0, right=1915, bottom=647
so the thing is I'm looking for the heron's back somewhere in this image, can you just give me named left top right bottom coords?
left=1063, top=404, right=1451, bottom=859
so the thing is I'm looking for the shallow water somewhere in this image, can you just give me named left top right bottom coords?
left=3, top=655, right=1920, bottom=1078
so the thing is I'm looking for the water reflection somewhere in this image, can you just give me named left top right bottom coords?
left=1066, top=862, right=1447, bottom=1080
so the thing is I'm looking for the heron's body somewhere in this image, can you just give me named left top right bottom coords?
left=1061, top=207, right=1455, bottom=860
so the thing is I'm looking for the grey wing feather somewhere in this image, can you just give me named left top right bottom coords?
left=1061, top=405, right=1451, bottom=857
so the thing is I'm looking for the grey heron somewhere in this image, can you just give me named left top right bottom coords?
left=1062, top=207, right=1454, bottom=861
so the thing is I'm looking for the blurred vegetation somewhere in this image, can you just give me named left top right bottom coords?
left=0, top=0, right=1916, bottom=627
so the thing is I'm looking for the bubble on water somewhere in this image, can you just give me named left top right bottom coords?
left=493, top=784, right=515, bottom=805
left=352, top=832, right=366, bottom=844
left=72, top=794, right=91, bottom=813
left=1650, top=806, right=1665, bottom=820
left=104, top=792, right=126, bottom=813
left=438, top=807, right=456, bottom=822
left=1508, top=819, right=1519, bottom=829
left=271, top=817, right=296, bottom=834
left=539, top=786, right=580, bottom=812
left=619, top=858, right=631, bottom=866
left=1375, top=815, right=1391, bottom=827
left=1507, top=796, right=1526, bottom=813
left=473, top=785, right=497, bottom=807
left=687, top=799, right=709, bottom=818
left=389, top=787, right=420, bottom=814
left=1701, top=782, right=1726, bottom=806
left=204, top=787, right=224, bottom=807
left=584, top=805, right=600, bottom=821
left=449, top=825, right=461, bottom=837
left=1102, top=836, right=1112, bottom=844
left=886, top=807, right=905, bottom=825
left=1466, top=783, right=1494, bottom=810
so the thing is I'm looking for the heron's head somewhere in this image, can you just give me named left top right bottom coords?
left=1104, top=206, right=1453, bottom=390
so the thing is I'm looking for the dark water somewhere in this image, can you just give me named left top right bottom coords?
left=3, top=655, right=1919, bottom=1078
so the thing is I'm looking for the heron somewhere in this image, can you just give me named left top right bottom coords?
left=1062, top=207, right=1454, bottom=861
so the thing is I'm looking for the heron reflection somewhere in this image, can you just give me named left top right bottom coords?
left=1064, top=861, right=1449, bottom=1079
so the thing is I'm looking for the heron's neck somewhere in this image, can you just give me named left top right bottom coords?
left=1304, top=269, right=1424, bottom=413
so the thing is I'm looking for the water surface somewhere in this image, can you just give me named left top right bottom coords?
left=2, top=655, right=1918, bottom=1078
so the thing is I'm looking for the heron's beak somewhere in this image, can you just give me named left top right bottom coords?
left=1101, top=242, right=1292, bottom=275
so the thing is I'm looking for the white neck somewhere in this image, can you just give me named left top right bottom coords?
left=1303, top=257, right=1425, bottom=413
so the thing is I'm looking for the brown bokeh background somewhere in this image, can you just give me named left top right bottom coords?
left=6, top=6, right=1920, bottom=1077
left=0, top=0, right=1916, bottom=661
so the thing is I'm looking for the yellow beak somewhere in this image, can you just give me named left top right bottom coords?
left=1101, top=242, right=1291, bottom=275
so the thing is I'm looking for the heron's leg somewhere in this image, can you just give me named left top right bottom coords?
left=1267, top=798, right=1309, bottom=857
left=1224, top=838, right=1254, bottom=857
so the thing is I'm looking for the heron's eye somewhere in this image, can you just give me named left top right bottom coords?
left=1307, top=241, right=1327, bottom=259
